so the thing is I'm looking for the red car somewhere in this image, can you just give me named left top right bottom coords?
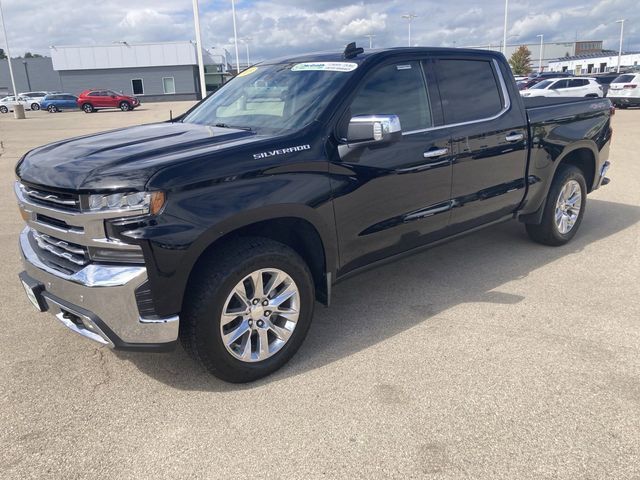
left=77, top=89, right=140, bottom=113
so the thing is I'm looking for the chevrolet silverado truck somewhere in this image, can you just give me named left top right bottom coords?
left=16, top=45, right=612, bottom=382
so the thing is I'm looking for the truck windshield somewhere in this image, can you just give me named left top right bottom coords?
left=182, top=62, right=358, bottom=134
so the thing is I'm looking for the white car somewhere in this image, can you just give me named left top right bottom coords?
left=521, top=77, right=603, bottom=98
left=0, top=95, right=33, bottom=113
left=607, top=73, right=640, bottom=108
left=19, top=91, right=50, bottom=111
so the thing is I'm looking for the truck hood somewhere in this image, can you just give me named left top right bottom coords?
left=16, top=122, right=257, bottom=191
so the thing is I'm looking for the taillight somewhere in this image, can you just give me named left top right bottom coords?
left=623, top=84, right=638, bottom=89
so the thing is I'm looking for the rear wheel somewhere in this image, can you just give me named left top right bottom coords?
left=525, top=165, right=587, bottom=246
left=119, top=101, right=131, bottom=111
left=180, top=237, right=315, bottom=383
left=47, top=105, right=58, bottom=113
left=31, top=103, right=40, bottom=110
left=82, top=103, right=94, bottom=113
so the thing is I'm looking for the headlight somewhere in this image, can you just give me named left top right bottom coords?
left=86, top=191, right=165, bottom=214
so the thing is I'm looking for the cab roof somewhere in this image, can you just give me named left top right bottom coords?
left=261, top=46, right=505, bottom=65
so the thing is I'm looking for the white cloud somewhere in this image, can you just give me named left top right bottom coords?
left=0, top=0, right=637, bottom=60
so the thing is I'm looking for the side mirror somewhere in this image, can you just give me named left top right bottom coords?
left=346, top=115, right=402, bottom=146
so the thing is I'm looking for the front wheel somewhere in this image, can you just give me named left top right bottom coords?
left=180, top=237, right=315, bottom=382
left=82, top=103, right=94, bottom=113
left=119, top=101, right=131, bottom=111
left=0, top=105, right=8, bottom=114
left=525, top=165, right=587, bottom=246
left=47, top=105, right=58, bottom=113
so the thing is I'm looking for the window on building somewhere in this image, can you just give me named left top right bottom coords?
left=162, top=77, right=176, bottom=94
left=131, top=79, right=144, bottom=95
left=435, top=59, right=503, bottom=124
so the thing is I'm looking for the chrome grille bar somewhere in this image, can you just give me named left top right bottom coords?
left=32, top=231, right=88, bottom=266
left=21, top=184, right=79, bottom=209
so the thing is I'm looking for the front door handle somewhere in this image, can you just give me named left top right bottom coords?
left=505, top=133, right=524, bottom=143
left=423, top=148, right=449, bottom=159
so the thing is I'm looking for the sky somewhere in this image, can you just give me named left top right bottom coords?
left=0, top=0, right=637, bottom=61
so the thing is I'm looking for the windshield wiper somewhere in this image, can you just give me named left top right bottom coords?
left=214, top=123, right=252, bottom=131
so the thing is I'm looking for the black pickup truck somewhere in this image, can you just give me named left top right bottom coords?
left=16, top=45, right=612, bottom=382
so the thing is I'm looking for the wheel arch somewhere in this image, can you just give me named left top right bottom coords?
left=520, top=142, right=597, bottom=225
left=554, top=143, right=597, bottom=193
left=179, top=207, right=337, bottom=310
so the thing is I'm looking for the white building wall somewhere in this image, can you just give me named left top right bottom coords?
left=50, top=42, right=214, bottom=71
left=548, top=53, right=640, bottom=74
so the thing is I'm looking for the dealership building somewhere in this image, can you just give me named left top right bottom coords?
left=1, top=41, right=233, bottom=100
left=476, top=40, right=605, bottom=71
left=548, top=51, right=640, bottom=74
left=49, top=42, right=232, bottom=101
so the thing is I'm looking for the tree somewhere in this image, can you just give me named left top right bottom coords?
left=23, top=52, right=43, bottom=58
left=0, top=48, right=6, bottom=59
left=509, top=45, right=533, bottom=76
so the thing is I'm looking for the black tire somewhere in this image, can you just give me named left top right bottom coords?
left=119, top=101, right=131, bottom=111
left=0, top=105, right=8, bottom=114
left=47, top=105, right=58, bottom=113
left=31, top=103, right=40, bottom=111
left=525, top=164, right=587, bottom=246
left=180, top=237, right=315, bottom=383
left=82, top=103, right=94, bottom=113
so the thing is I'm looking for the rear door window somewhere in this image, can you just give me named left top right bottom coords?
left=434, top=59, right=504, bottom=124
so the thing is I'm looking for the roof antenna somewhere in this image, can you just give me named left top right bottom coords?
left=343, top=42, right=364, bottom=59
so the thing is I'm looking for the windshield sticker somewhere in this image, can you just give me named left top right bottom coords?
left=291, top=62, right=358, bottom=73
left=238, top=66, right=258, bottom=77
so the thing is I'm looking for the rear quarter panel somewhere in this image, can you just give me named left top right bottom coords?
left=520, top=98, right=612, bottom=216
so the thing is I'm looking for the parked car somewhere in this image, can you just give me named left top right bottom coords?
left=521, top=77, right=603, bottom=98
left=518, top=72, right=575, bottom=90
left=529, top=71, right=574, bottom=79
left=77, top=89, right=140, bottom=113
left=593, top=73, right=622, bottom=96
left=40, top=93, right=79, bottom=113
left=19, top=91, right=49, bottom=111
left=16, top=46, right=612, bottom=382
left=607, top=73, right=640, bottom=108
left=0, top=95, right=32, bottom=113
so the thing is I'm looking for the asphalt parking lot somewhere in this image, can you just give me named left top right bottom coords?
left=1, top=104, right=639, bottom=479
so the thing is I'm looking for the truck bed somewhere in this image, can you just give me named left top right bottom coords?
left=524, top=96, right=611, bottom=124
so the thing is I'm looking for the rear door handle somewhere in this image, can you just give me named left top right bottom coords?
left=423, top=148, right=449, bottom=159
left=505, top=133, right=524, bottom=143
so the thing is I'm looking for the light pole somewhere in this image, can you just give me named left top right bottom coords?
left=401, top=13, right=417, bottom=47
left=502, top=0, right=509, bottom=55
left=242, top=37, right=252, bottom=67
left=0, top=0, right=23, bottom=118
left=500, top=34, right=519, bottom=56
left=191, top=0, right=207, bottom=99
left=537, top=34, right=544, bottom=72
left=616, top=19, right=625, bottom=73
left=365, top=34, right=375, bottom=49
left=231, top=0, right=241, bottom=74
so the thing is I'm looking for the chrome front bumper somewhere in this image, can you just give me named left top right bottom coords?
left=19, top=227, right=179, bottom=350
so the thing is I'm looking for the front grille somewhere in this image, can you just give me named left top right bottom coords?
left=21, top=184, right=80, bottom=211
left=31, top=230, right=89, bottom=271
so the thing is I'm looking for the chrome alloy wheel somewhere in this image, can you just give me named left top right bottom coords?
left=220, top=269, right=300, bottom=363
left=555, top=179, right=582, bottom=234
